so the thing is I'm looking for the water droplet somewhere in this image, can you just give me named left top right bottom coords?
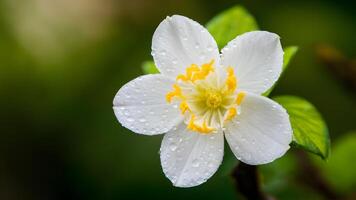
left=208, top=162, right=215, bottom=168
left=192, top=159, right=200, bottom=167
left=172, top=59, right=178, bottom=65
left=127, top=118, right=134, bottom=122
left=169, top=142, right=177, bottom=151
left=139, top=118, right=146, bottom=123
left=207, top=45, right=213, bottom=52
left=199, top=52, right=206, bottom=60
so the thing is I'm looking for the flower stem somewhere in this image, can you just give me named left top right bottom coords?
left=232, top=162, right=274, bottom=200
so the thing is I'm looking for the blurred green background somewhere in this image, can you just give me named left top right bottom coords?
left=0, top=0, right=355, bottom=199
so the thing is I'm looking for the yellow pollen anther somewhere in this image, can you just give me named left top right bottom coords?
left=236, top=92, right=246, bottom=105
left=225, top=107, right=237, bottom=122
left=226, top=67, right=237, bottom=92
left=179, top=101, right=190, bottom=114
left=187, top=115, right=214, bottom=134
left=166, top=84, right=183, bottom=103
left=176, top=59, right=215, bottom=82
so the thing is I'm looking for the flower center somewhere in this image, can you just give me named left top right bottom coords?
left=166, top=59, right=245, bottom=134
left=205, top=91, right=222, bottom=109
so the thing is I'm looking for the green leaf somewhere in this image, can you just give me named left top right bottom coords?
left=263, top=46, right=298, bottom=96
left=273, top=95, right=330, bottom=159
left=282, top=46, right=298, bottom=70
left=312, top=132, right=356, bottom=194
left=141, top=60, right=159, bottom=74
left=206, top=5, right=259, bottom=49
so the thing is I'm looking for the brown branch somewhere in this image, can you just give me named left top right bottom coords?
left=295, top=150, right=340, bottom=200
left=315, top=44, right=356, bottom=91
left=232, top=162, right=274, bottom=200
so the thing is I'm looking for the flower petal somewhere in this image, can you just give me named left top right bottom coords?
left=152, top=15, right=219, bottom=78
left=113, top=74, right=183, bottom=135
left=160, top=123, right=224, bottom=187
left=225, top=92, right=292, bottom=165
left=220, top=31, right=284, bottom=94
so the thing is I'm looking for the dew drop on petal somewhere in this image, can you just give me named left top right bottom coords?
left=208, top=161, right=215, bottom=168
left=160, top=50, right=167, bottom=56
left=169, top=142, right=177, bottom=151
left=207, top=45, right=213, bottom=52
left=172, top=59, right=178, bottom=65
left=192, top=159, right=200, bottom=167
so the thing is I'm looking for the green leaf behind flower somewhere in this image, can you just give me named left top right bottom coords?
left=312, top=132, right=356, bottom=194
left=206, top=6, right=259, bottom=49
left=141, top=60, right=159, bottom=74
left=273, top=95, right=330, bottom=160
left=263, top=46, right=298, bottom=96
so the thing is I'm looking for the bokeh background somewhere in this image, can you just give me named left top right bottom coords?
left=0, top=0, right=355, bottom=199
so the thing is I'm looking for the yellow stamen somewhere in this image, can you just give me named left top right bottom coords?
left=225, top=107, right=237, bottom=122
left=187, top=115, right=214, bottom=134
left=226, top=67, right=237, bottom=92
left=179, top=101, right=190, bottom=114
left=166, top=84, right=182, bottom=103
left=176, top=64, right=200, bottom=81
left=236, top=92, right=246, bottom=105
left=166, top=60, right=241, bottom=134
left=176, top=60, right=215, bottom=82
left=191, top=60, right=214, bottom=81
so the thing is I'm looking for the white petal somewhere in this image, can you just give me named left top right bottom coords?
left=160, top=123, right=224, bottom=187
left=221, top=31, right=284, bottom=94
left=113, top=74, right=183, bottom=135
left=152, top=15, right=219, bottom=78
left=225, top=93, right=292, bottom=165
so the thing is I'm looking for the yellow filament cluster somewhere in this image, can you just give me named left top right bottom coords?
left=165, top=60, right=246, bottom=134
left=176, top=60, right=215, bottom=82
left=205, top=91, right=222, bottom=108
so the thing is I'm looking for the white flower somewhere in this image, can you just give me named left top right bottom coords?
left=113, top=15, right=292, bottom=187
